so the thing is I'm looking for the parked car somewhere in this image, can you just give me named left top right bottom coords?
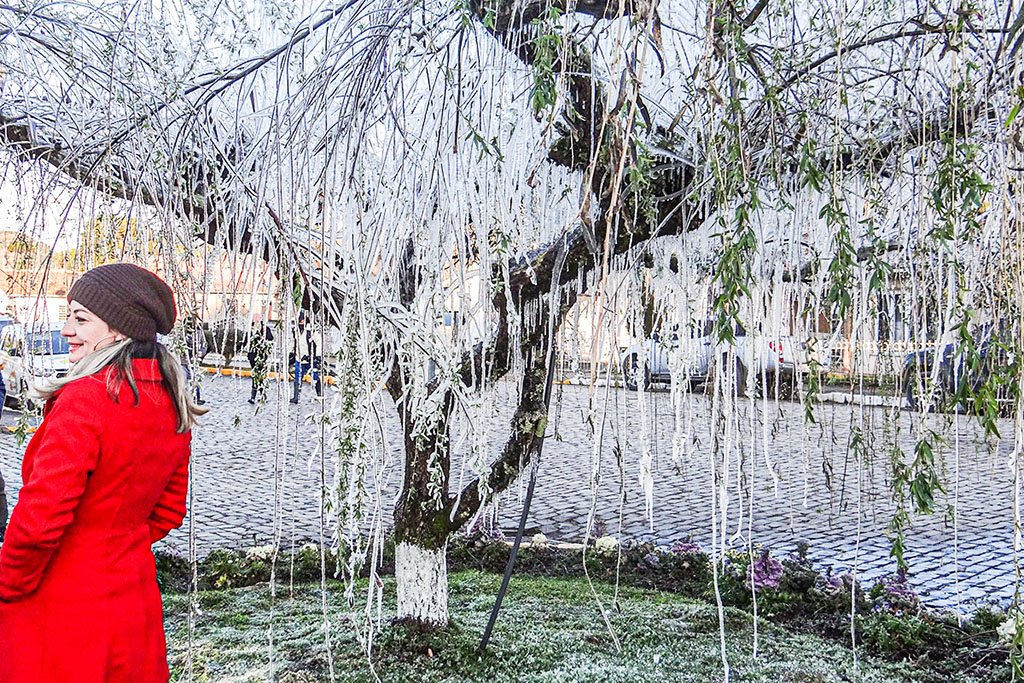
left=901, top=336, right=1014, bottom=413
left=620, top=325, right=808, bottom=395
left=0, top=323, right=71, bottom=407
left=729, top=334, right=809, bottom=397
left=620, top=327, right=714, bottom=391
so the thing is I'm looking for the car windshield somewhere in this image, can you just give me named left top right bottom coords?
left=26, top=330, right=69, bottom=355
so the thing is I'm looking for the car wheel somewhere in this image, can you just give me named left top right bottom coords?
left=734, top=359, right=749, bottom=397
left=762, top=371, right=790, bottom=399
left=903, top=368, right=920, bottom=411
left=622, top=355, right=651, bottom=391
left=735, top=366, right=785, bottom=399
left=776, top=373, right=797, bottom=400
left=623, top=355, right=639, bottom=391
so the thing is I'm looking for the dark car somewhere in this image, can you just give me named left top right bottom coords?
left=902, top=336, right=1015, bottom=414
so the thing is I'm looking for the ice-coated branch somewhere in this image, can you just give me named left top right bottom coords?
left=0, top=117, right=158, bottom=206
left=449, top=321, right=553, bottom=532
left=777, top=27, right=1014, bottom=93
left=442, top=0, right=1010, bottom=528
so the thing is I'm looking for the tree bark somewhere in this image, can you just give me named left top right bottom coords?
left=394, top=541, right=449, bottom=626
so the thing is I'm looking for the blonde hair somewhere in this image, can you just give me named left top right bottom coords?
left=34, top=339, right=207, bottom=433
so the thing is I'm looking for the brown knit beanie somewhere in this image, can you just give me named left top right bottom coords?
left=67, top=264, right=177, bottom=340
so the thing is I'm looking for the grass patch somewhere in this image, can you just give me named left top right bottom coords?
left=164, top=571, right=999, bottom=682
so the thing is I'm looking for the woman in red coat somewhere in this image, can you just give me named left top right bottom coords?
left=0, top=264, right=206, bottom=683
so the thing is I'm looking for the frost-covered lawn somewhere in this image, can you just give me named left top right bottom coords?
left=163, top=571, right=978, bottom=682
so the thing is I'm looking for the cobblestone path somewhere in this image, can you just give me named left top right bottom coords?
left=0, top=372, right=1016, bottom=612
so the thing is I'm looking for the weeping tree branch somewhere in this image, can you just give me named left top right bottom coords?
left=472, top=0, right=643, bottom=33
left=449, top=321, right=554, bottom=531
left=741, top=0, right=769, bottom=29
left=448, top=0, right=706, bottom=525
left=776, top=26, right=1014, bottom=93
left=0, top=117, right=159, bottom=206
left=781, top=239, right=903, bottom=283
left=813, top=99, right=994, bottom=178
left=109, top=2, right=364, bottom=148
left=0, top=112, right=352, bottom=317
left=447, top=0, right=1010, bottom=525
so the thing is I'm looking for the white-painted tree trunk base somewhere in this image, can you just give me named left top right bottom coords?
left=395, top=541, right=449, bottom=627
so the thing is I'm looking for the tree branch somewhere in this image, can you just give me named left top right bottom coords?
left=782, top=239, right=903, bottom=283
left=777, top=26, right=1012, bottom=93
left=107, top=3, right=361, bottom=148
left=741, top=0, right=769, bottom=30
left=449, top=312, right=554, bottom=531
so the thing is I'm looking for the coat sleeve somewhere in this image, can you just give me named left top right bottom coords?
left=147, top=448, right=190, bottom=543
left=0, top=385, right=101, bottom=602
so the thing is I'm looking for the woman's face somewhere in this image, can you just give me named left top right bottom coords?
left=62, top=301, right=126, bottom=362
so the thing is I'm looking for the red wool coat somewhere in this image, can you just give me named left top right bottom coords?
left=0, top=359, right=191, bottom=683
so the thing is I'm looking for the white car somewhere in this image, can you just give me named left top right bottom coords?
left=620, top=328, right=715, bottom=391
left=620, top=327, right=808, bottom=395
left=0, top=323, right=71, bottom=407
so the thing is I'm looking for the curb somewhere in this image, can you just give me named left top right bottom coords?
left=201, top=365, right=337, bottom=386
left=555, top=377, right=896, bottom=408
left=817, top=391, right=891, bottom=407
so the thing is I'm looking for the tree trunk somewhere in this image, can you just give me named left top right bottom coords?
left=389, top=372, right=456, bottom=629
left=394, top=541, right=450, bottom=626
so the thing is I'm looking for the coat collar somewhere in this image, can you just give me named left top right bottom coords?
left=43, top=358, right=164, bottom=415
left=129, top=357, right=163, bottom=382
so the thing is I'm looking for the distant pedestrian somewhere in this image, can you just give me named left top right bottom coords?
left=247, top=321, right=274, bottom=404
left=289, top=312, right=321, bottom=404
left=0, top=262, right=206, bottom=683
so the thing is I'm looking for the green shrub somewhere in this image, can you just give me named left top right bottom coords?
left=199, top=548, right=254, bottom=590
left=972, top=604, right=1007, bottom=633
left=857, top=611, right=930, bottom=656
left=155, top=550, right=192, bottom=593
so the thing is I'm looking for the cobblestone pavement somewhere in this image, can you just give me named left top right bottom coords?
left=0, top=371, right=1017, bottom=612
